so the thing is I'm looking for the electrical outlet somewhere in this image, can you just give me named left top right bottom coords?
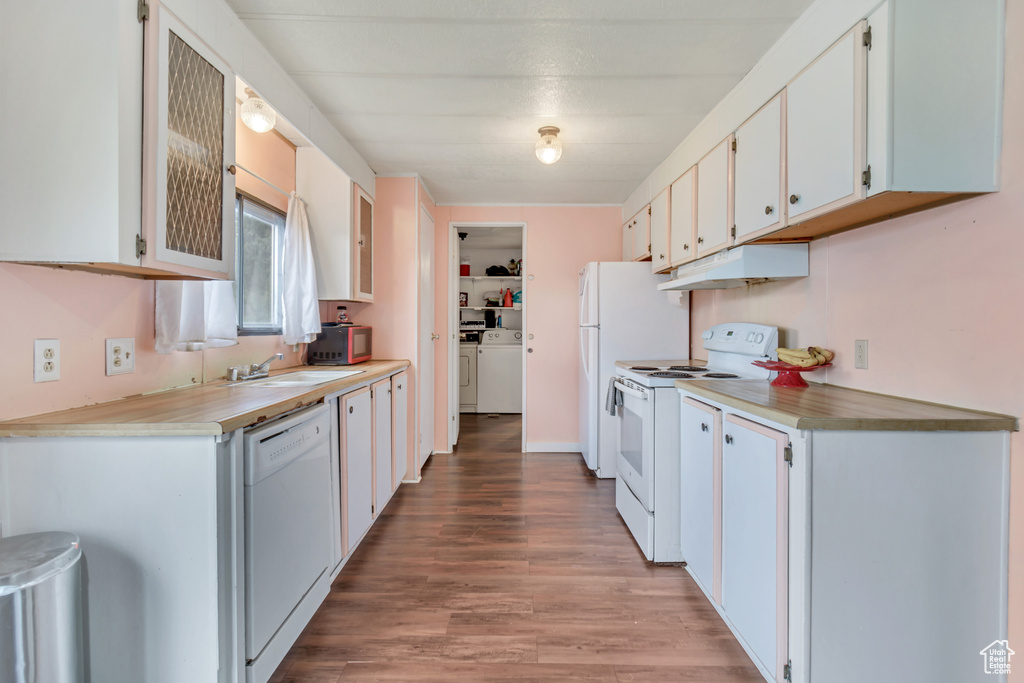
left=34, top=339, right=60, bottom=382
left=854, top=339, right=869, bottom=369
left=106, top=338, right=135, bottom=376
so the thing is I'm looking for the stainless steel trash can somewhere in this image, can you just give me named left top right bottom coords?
left=0, top=532, right=84, bottom=683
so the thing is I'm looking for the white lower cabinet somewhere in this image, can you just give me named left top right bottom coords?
left=372, top=377, right=393, bottom=517
left=720, top=414, right=788, bottom=681
left=677, top=388, right=1010, bottom=683
left=392, top=371, right=410, bottom=485
left=340, top=386, right=373, bottom=554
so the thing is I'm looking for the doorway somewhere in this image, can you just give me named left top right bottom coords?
left=449, top=223, right=526, bottom=451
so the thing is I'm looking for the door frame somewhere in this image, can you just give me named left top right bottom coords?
left=447, top=221, right=527, bottom=453
left=417, top=201, right=436, bottom=475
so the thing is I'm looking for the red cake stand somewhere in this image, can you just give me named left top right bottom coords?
left=752, top=360, right=832, bottom=388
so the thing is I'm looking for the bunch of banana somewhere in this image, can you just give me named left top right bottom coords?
left=776, top=346, right=834, bottom=367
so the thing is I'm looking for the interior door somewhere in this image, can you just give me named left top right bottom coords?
left=418, top=205, right=435, bottom=471
left=721, top=414, right=789, bottom=681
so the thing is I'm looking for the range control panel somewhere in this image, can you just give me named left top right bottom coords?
left=700, top=323, right=779, bottom=358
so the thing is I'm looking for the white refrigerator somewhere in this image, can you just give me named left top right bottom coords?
left=578, top=262, right=690, bottom=478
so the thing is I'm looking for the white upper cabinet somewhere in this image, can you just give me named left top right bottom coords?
left=621, top=208, right=649, bottom=262
left=622, top=218, right=634, bottom=262
left=141, top=2, right=236, bottom=279
left=0, top=0, right=143, bottom=271
left=786, top=24, right=866, bottom=224
left=669, top=168, right=696, bottom=267
left=298, top=148, right=354, bottom=300
left=649, top=189, right=670, bottom=273
left=353, top=185, right=375, bottom=302
left=734, top=94, right=785, bottom=243
left=695, top=136, right=734, bottom=258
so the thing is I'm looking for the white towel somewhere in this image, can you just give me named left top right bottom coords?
left=155, top=280, right=238, bottom=353
left=281, top=193, right=322, bottom=345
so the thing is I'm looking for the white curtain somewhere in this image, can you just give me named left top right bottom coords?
left=282, top=192, right=322, bottom=345
left=155, top=280, right=238, bottom=353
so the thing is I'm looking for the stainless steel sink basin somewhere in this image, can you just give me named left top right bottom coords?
left=231, top=369, right=363, bottom=387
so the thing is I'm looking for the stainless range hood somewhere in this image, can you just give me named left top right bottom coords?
left=657, top=244, right=809, bottom=291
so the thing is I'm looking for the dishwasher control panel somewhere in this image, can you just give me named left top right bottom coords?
left=243, top=403, right=331, bottom=485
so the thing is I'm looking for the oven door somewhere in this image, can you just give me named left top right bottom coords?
left=614, top=378, right=655, bottom=511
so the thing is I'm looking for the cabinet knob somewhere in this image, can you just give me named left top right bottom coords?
left=683, top=244, right=689, bottom=251
left=659, top=254, right=665, bottom=260
left=528, top=348, right=534, bottom=353
left=725, top=434, right=733, bottom=444
left=765, top=205, right=774, bottom=215
left=397, top=384, right=402, bottom=390
left=349, top=406, right=354, bottom=414
left=697, top=237, right=704, bottom=244
left=789, top=194, right=800, bottom=205
left=701, top=423, right=708, bottom=432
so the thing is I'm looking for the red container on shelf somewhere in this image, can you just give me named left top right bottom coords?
left=460, top=262, right=470, bottom=276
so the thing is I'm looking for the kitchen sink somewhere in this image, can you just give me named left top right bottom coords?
left=232, top=370, right=363, bottom=387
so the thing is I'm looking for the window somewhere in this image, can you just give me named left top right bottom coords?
left=235, top=195, right=285, bottom=335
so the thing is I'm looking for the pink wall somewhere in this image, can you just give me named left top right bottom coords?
left=691, top=1, right=1024, bottom=661
left=430, top=205, right=622, bottom=450
left=0, top=115, right=302, bottom=422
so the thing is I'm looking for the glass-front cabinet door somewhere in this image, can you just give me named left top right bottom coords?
left=353, top=184, right=374, bottom=301
left=143, top=2, right=235, bottom=279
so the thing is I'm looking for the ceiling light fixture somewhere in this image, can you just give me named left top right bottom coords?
left=240, top=88, right=277, bottom=133
left=535, top=126, right=562, bottom=165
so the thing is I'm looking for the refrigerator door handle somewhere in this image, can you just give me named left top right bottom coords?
left=579, top=268, right=591, bottom=327
left=580, top=326, right=590, bottom=383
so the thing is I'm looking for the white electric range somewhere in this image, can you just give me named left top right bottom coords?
left=612, top=323, right=778, bottom=562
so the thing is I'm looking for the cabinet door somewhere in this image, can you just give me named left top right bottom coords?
left=391, top=371, right=409, bottom=487
left=786, top=23, right=866, bottom=223
left=341, top=387, right=373, bottom=554
left=721, top=415, right=789, bottom=682
left=372, top=378, right=393, bottom=516
left=633, top=208, right=651, bottom=261
left=669, top=168, right=696, bottom=267
left=679, top=397, right=722, bottom=602
left=734, top=94, right=785, bottom=242
left=696, top=136, right=734, bottom=258
left=621, top=220, right=634, bottom=261
left=353, top=184, right=374, bottom=301
left=650, top=190, right=670, bottom=273
left=142, top=4, right=235, bottom=279
left=298, top=149, right=355, bottom=300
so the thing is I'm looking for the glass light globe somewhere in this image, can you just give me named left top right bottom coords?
left=241, top=92, right=277, bottom=133
left=535, top=126, right=562, bottom=164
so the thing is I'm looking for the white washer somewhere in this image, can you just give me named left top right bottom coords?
left=459, top=342, right=478, bottom=412
left=476, top=329, right=523, bottom=414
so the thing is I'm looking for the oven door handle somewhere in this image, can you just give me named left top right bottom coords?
left=613, top=379, right=649, bottom=401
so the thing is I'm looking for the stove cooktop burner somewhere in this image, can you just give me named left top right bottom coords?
left=648, top=371, right=694, bottom=378
left=703, top=373, right=740, bottom=379
left=670, top=366, right=707, bottom=372
left=630, top=366, right=661, bottom=371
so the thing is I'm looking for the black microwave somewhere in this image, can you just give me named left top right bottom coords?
left=308, top=324, right=372, bottom=365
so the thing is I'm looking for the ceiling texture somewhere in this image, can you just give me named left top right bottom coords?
left=226, top=0, right=814, bottom=205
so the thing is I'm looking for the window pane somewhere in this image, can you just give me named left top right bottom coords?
left=237, top=198, right=285, bottom=331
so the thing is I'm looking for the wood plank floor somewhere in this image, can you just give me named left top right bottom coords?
left=270, top=414, right=762, bottom=682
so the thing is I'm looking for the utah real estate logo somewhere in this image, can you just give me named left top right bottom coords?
left=980, top=640, right=1014, bottom=675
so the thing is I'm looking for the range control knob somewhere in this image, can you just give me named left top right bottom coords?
left=701, top=330, right=714, bottom=340
left=755, top=333, right=764, bottom=343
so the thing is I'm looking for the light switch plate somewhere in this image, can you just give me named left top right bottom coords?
left=106, top=338, right=135, bottom=375
left=34, top=339, right=60, bottom=382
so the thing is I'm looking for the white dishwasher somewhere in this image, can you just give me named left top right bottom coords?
left=243, top=403, right=332, bottom=681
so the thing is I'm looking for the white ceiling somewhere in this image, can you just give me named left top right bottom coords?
left=225, top=0, right=814, bottom=205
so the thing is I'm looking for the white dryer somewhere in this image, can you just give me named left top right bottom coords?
left=476, top=329, right=523, bottom=414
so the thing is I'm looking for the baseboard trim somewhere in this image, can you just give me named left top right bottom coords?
left=525, top=442, right=582, bottom=453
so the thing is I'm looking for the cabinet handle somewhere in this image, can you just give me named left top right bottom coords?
left=701, top=423, right=708, bottom=432
left=697, top=237, right=704, bottom=244
left=765, top=205, right=774, bottom=215
left=349, top=406, right=354, bottom=414
left=659, top=254, right=665, bottom=260
left=397, top=384, right=402, bottom=390
left=789, top=194, right=800, bottom=205
left=683, top=243, right=689, bottom=251
left=725, top=434, right=733, bottom=444
left=528, top=348, right=533, bottom=353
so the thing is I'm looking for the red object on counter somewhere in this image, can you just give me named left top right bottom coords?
left=752, top=360, right=831, bottom=388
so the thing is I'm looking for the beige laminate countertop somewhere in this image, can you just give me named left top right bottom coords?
left=0, top=360, right=410, bottom=438
left=674, top=379, right=1018, bottom=432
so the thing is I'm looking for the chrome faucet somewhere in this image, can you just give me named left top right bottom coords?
left=229, top=353, right=284, bottom=381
